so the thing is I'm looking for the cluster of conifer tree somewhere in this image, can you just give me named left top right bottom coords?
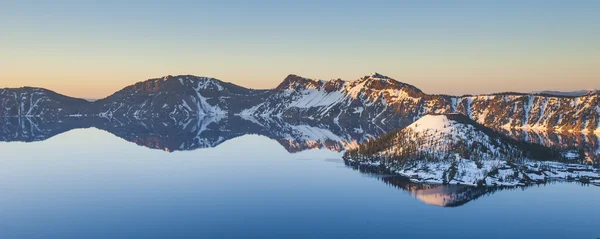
left=343, top=120, right=562, bottom=167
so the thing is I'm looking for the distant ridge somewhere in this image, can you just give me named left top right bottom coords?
left=532, top=89, right=600, bottom=97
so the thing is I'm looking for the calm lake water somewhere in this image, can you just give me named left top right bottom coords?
left=0, top=128, right=598, bottom=239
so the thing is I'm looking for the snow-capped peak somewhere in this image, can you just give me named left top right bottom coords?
left=402, top=113, right=498, bottom=152
left=406, top=114, right=456, bottom=134
left=367, top=72, right=390, bottom=79
left=276, top=74, right=323, bottom=90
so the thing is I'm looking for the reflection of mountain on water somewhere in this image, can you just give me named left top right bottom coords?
left=0, top=115, right=385, bottom=153
left=0, top=117, right=93, bottom=142
left=1, top=115, right=600, bottom=163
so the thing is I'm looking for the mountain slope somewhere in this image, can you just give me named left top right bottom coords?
left=91, top=75, right=270, bottom=120
left=242, top=73, right=444, bottom=128
left=0, top=87, right=90, bottom=117
left=455, top=93, right=600, bottom=133
left=241, top=73, right=600, bottom=133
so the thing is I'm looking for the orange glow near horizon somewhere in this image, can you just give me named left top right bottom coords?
left=2, top=67, right=598, bottom=99
left=2, top=1, right=599, bottom=99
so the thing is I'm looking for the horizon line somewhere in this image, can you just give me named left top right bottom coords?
left=1, top=73, right=598, bottom=100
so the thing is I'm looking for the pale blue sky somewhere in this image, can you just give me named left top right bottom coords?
left=1, top=0, right=599, bottom=98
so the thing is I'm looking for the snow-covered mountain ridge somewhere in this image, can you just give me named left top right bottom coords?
left=260, top=73, right=600, bottom=133
left=253, top=73, right=600, bottom=133
left=1, top=73, right=599, bottom=133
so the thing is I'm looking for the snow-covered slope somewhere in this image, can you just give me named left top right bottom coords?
left=242, top=73, right=434, bottom=128
left=454, top=93, right=600, bottom=133
left=91, top=75, right=269, bottom=121
left=343, top=114, right=599, bottom=186
left=0, top=87, right=89, bottom=117
left=242, top=73, right=600, bottom=133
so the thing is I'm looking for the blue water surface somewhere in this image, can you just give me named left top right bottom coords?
left=0, top=128, right=597, bottom=239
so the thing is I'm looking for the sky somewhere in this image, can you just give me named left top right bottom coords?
left=1, top=0, right=599, bottom=99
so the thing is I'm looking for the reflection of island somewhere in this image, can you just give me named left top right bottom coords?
left=344, top=159, right=502, bottom=207
left=343, top=160, right=586, bottom=207
left=384, top=178, right=501, bottom=207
